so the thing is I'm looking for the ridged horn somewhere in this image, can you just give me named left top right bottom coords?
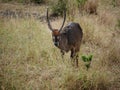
left=59, top=9, right=66, bottom=32
left=46, top=8, right=53, bottom=31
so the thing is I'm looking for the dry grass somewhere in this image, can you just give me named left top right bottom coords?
left=0, top=2, right=120, bottom=90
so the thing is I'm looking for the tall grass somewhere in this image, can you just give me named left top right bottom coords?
left=0, top=16, right=117, bottom=90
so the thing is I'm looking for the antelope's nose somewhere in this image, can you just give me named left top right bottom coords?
left=54, top=42, right=59, bottom=47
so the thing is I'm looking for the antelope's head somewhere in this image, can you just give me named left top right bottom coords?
left=46, top=8, right=66, bottom=47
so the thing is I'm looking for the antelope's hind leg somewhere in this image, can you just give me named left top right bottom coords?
left=70, top=48, right=79, bottom=67
left=75, top=53, right=79, bottom=67
left=70, top=48, right=76, bottom=66
left=75, top=47, right=80, bottom=67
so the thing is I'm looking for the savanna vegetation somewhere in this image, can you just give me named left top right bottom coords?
left=0, top=0, right=120, bottom=90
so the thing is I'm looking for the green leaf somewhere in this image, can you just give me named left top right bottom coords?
left=88, top=55, right=93, bottom=61
left=81, top=55, right=88, bottom=62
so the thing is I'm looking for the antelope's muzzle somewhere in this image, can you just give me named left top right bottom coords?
left=54, top=42, right=59, bottom=47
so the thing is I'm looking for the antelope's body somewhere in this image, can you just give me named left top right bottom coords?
left=58, top=22, right=83, bottom=52
left=46, top=8, right=83, bottom=67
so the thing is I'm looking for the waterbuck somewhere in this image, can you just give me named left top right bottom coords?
left=46, top=8, right=83, bottom=67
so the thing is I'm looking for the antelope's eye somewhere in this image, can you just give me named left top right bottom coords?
left=52, top=36, right=55, bottom=40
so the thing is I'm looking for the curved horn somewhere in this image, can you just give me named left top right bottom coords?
left=46, top=8, right=53, bottom=31
left=59, top=9, right=66, bottom=32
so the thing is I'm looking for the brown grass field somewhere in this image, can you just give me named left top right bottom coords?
left=0, top=0, right=120, bottom=90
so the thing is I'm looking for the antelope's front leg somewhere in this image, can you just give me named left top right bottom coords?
left=61, top=50, right=65, bottom=58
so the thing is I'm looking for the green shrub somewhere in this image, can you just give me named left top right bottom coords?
left=51, top=0, right=67, bottom=16
left=81, top=54, right=93, bottom=70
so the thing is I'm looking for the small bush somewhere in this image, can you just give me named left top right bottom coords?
left=76, top=0, right=98, bottom=14
left=51, top=0, right=67, bottom=16
left=84, top=0, right=98, bottom=14
left=81, top=54, right=93, bottom=70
